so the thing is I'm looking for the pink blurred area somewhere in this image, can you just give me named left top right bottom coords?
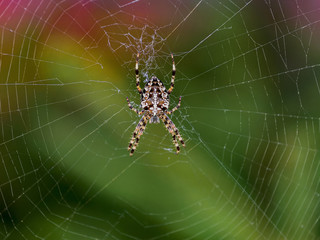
left=1, top=0, right=320, bottom=36
left=0, top=0, right=181, bottom=41
left=0, top=1, right=98, bottom=43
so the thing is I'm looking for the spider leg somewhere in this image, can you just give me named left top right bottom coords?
left=160, top=113, right=185, bottom=154
left=126, top=97, right=144, bottom=115
left=128, top=113, right=151, bottom=156
left=166, top=96, right=182, bottom=115
left=168, top=53, right=176, bottom=94
left=135, top=53, right=143, bottom=95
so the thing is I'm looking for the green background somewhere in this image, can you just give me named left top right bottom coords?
left=0, top=1, right=320, bottom=239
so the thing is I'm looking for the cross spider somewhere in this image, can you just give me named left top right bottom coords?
left=126, top=53, right=185, bottom=156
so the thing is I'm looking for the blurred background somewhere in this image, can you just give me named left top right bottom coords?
left=1, top=0, right=320, bottom=239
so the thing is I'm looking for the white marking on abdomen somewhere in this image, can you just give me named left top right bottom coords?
left=152, top=92, right=157, bottom=116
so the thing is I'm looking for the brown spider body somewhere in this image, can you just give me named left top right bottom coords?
left=126, top=53, right=185, bottom=156
left=141, top=77, right=169, bottom=123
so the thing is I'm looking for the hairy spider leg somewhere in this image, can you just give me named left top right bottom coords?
left=160, top=113, right=185, bottom=154
left=163, top=113, right=185, bottom=147
left=168, top=53, right=176, bottom=94
left=128, top=113, right=151, bottom=156
left=159, top=114, right=181, bottom=153
left=135, top=53, right=142, bottom=94
left=126, top=97, right=144, bottom=115
left=166, top=96, right=182, bottom=115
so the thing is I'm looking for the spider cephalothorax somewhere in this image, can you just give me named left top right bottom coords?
left=126, top=53, right=185, bottom=156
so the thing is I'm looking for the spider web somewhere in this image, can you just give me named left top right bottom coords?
left=1, top=0, right=320, bottom=239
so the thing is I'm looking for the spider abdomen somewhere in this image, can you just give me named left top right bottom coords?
left=141, top=77, right=170, bottom=114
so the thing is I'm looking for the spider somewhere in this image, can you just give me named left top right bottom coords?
left=126, top=53, right=185, bottom=156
